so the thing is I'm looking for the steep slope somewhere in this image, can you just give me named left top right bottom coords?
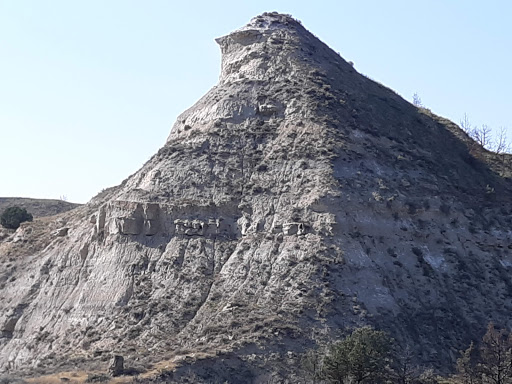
left=1, top=12, right=512, bottom=381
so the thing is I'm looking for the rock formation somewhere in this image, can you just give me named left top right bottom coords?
left=108, top=355, right=124, bottom=377
left=1, top=12, right=512, bottom=382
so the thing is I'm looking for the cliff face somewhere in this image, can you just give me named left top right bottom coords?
left=1, top=12, right=512, bottom=380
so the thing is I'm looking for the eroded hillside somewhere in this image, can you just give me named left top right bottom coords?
left=1, top=12, right=511, bottom=382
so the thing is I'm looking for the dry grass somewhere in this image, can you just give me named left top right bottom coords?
left=21, top=352, right=232, bottom=383
left=23, top=359, right=178, bottom=384
left=0, top=197, right=79, bottom=219
left=146, top=358, right=176, bottom=374
left=25, top=371, right=89, bottom=384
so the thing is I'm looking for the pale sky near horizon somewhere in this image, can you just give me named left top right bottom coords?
left=1, top=1, right=511, bottom=203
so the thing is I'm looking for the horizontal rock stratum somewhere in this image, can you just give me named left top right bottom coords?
left=1, top=12, right=512, bottom=382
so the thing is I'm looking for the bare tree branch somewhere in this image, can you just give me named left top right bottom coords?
left=494, top=127, right=510, bottom=154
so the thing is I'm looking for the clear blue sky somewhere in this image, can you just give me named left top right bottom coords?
left=1, top=1, right=510, bottom=203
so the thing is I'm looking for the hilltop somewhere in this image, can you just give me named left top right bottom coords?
left=0, top=198, right=79, bottom=219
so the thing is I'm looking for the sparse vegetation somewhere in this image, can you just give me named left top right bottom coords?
left=300, top=324, right=512, bottom=384
left=301, top=323, right=512, bottom=384
left=451, top=323, right=512, bottom=384
left=0, top=198, right=79, bottom=219
left=460, top=113, right=510, bottom=154
left=413, top=93, right=423, bottom=107
left=301, top=327, right=440, bottom=384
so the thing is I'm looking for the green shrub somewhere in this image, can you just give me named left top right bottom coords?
left=322, top=327, right=392, bottom=383
left=0, top=207, right=33, bottom=229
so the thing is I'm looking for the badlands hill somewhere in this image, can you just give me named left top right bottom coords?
left=0, top=198, right=79, bottom=219
left=1, top=12, right=512, bottom=383
left=0, top=198, right=79, bottom=243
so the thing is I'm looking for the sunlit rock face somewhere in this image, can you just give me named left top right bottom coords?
left=1, top=11, right=512, bottom=381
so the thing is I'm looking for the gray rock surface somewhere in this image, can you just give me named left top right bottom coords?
left=108, top=355, right=124, bottom=377
left=0, top=12, right=511, bottom=381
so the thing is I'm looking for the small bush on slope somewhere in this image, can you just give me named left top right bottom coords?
left=0, top=206, right=33, bottom=229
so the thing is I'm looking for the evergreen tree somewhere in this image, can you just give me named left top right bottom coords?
left=0, top=206, right=33, bottom=229
left=322, top=326, right=392, bottom=384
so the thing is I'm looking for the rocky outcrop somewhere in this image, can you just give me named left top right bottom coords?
left=0, top=12, right=512, bottom=382
left=108, top=355, right=124, bottom=377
